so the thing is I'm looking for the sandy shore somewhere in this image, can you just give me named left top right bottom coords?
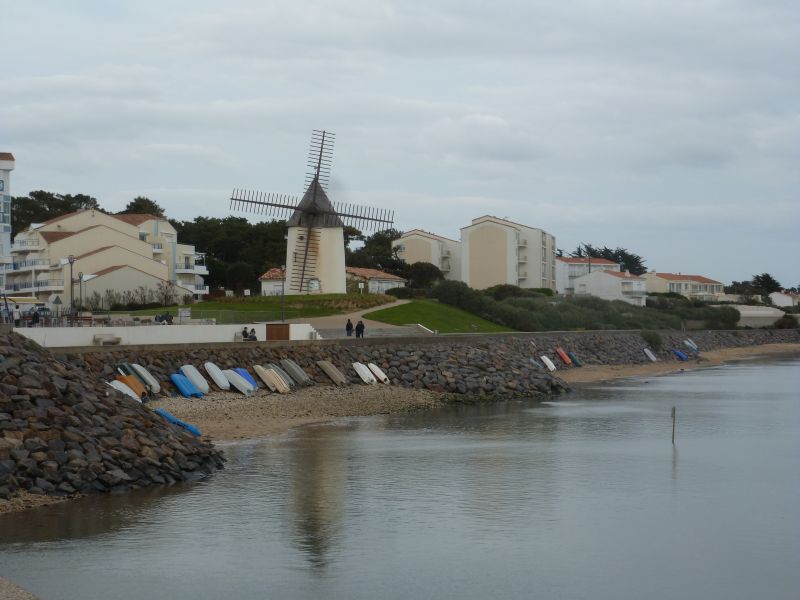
left=556, top=342, right=800, bottom=384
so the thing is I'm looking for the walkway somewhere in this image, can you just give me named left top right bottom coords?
left=285, top=299, right=424, bottom=339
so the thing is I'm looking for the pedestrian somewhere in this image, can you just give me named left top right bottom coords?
left=12, top=305, right=20, bottom=328
left=345, top=318, right=354, bottom=337
left=241, top=326, right=249, bottom=339
left=31, top=309, right=40, bottom=327
left=355, top=320, right=365, bottom=338
left=247, top=328, right=258, bottom=341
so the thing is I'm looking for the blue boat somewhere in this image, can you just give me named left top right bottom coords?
left=234, top=367, right=259, bottom=389
left=567, top=351, right=583, bottom=367
left=672, top=349, right=689, bottom=362
left=153, top=408, right=201, bottom=437
left=170, top=373, right=204, bottom=398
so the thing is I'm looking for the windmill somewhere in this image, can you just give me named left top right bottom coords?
left=230, top=130, right=394, bottom=294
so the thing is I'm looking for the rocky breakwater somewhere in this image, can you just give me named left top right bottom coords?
left=60, top=337, right=569, bottom=400
left=0, top=330, right=224, bottom=502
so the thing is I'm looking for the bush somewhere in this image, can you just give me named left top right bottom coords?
left=773, top=315, right=799, bottom=329
left=532, top=287, right=554, bottom=297
left=640, top=329, right=663, bottom=350
left=386, top=287, right=413, bottom=299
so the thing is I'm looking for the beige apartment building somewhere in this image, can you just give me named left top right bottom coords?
left=6, top=209, right=208, bottom=306
left=460, top=216, right=556, bottom=290
left=555, top=256, right=621, bottom=295
left=392, top=229, right=461, bottom=280
left=643, top=272, right=724, bottom=301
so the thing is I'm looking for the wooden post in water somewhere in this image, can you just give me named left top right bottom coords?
left=671, top=406, right=676, bottom=445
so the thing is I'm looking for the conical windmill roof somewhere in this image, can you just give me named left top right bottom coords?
left=287, top=178, right=344, bottom=228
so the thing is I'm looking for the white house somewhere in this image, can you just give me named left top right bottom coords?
left=259, top=267, right=285, bottom=296
left=769, top=291, right=800, bottom=308
left=555, top=257, right=621, bottom=295
left=572, top=270, right=647, bottom=306
left=345, top=267, right=406, bottom=294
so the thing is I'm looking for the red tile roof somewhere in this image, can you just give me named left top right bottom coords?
left=345, top=267, right=406, bottom=281
left=557, top=257, right=618, bottom=265
left=258, top=267, right=285, bottom=281
left=652, top=272, right=721, bottom=284
left=113, top=213, right=160, bottom=225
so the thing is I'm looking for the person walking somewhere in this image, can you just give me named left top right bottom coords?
left=355, top=320, right=365, bottom=339
left=31, top=309, right=40, bottom=327
left=12, top=305, right=20, bottom=328
left=345, top=319, right=354, bottom=337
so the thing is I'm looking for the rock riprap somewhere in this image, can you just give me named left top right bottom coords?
left=0, top=331, right=224, bottom=501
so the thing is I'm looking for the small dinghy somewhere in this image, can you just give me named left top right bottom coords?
left=234, top=367, right=259, bottom=389
left=116, top=373, right=148, bottom=400
left=254, top=365, right=278, bottom=391
left=368, top=362, right=390, bottom=384
left=266, top=363, right=295, bottom=388
left=280, top=359, right=314, bottom=386
left=107, top=380, right=141, bottom=402
left=153, top=408, right=201, bottom=437
left=540, top=355, right=557, bottom=372
left=131, top=363, right=161, bottom=394
left=672, top=349, right=689, bottom=362
left=353, top=362, right=377, bottom=385
left=317, top=360, right=348, bottom=386
left=204, top=362, right=230, bottom=391
left=555, top=347, right=573, bottom=366
left=223, top=369, right=254, bottom=395
left=567, top=351, right=583, bottom=367
left=120, top=362, right=153, bottom=394
left=180, top=365, right=210, bottom=394
left=170, top=373, right=203, bottom=398
left=258, top=365, right=291, bottom=394
left=644, top=348, right=658, bottom=362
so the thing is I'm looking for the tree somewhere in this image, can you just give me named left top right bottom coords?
left=571, top=243, right=647, bottom=275
left=226, top=261, right=256, bottom=294
left=120, top=196, right=166, bottom=218
left=156, top=281, right=177, bottom=306
left=348, top=228, right=407, bottom=275
left=751, top=273, right=782, bottom=295
left=407, top=262, right=444, bottom=289
left=11, top=191, right=103, bottom=236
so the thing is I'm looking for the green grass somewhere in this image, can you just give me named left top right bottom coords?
left=109, top=293, right=395, bottom=323
left=363, top=299, right=514, bottom=333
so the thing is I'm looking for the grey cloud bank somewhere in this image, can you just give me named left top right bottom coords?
left=3, top=0, right=798, bottom=285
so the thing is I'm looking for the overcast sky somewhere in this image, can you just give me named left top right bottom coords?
left=3, top=0, right=798, bottom=285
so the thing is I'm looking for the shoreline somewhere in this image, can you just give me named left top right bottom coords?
left=2, top=342, right=798, bottom=517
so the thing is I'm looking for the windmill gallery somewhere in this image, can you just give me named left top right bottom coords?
left=230, top=130, right=395, bottom=294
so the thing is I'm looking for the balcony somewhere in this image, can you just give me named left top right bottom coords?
left=11, top=239, right=41, bottom=253
left=517, top=239, right=527, bottom=247
left=441, top=249, right=451, bottom=258
left=152, top=243, right=164, bottom=253
left=8, top=258, right=51, bottom=273
left=518, top=271, right=528, bottom=280
left=191, top=284, right=209, bottom=294
left=176, top=263, right=209, bottom=275
left=4, top=279, right=64, bottom=293
left=517, top=254, right=527, bottom=263
left=440, top=261, right=451, bottom=272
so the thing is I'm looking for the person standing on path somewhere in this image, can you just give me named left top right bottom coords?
left=12, top=305, right=20, bottom=328
left=355, top=320, right=365, bottom=338
left=345, top=319, right=354, bottom=337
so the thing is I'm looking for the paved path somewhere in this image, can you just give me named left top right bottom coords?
left=285, top=299, right=413, bottom=339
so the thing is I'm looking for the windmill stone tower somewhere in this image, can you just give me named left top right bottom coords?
left=230, top=130, right=393, bottom=294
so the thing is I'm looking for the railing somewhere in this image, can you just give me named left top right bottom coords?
left=152, top=243, right=164, bottom=251
left=11, top=240, right=40, bottom=251
left=10, top=258, right=51, bottom=271
left=518, top=254, right=527, bottom=263
left=518, top=239, right=527, bottom=247
left=35, top=279, right=64, bottom=289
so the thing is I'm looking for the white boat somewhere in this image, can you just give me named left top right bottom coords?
left=222, top=369, right=254, bottom=395
left=204, top=362, right=230, bottom=391
left=644, top=348, right=658, bottom=362
left=107, top=380, right=141, bottom=402
left=131, top=363, right=161, bottom=394
left=254, top=365, right=278, bottom=392
left=180, top=364, right=210, bottom=394
left=367, top=362, right=390, bottom=384
left=540, top=355, right=557, bottom=372
left=262, top=366, right=291, bottom=394
left=353, top=362, right=377, bottom=384
left=266, top=363, right=295, bottom=388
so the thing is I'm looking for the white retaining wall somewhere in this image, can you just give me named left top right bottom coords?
left=15, top=323, right=320, bottom=348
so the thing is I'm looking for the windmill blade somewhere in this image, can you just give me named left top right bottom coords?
left=230, top=189, right=300, bottom=215
left=305, top=129, right=336, bottom=190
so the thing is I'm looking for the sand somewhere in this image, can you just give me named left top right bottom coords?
left=556, top=343, right=800, bottom=385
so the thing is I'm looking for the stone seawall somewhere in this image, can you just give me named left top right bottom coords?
left=54, top=328, right=799, bottom=398
left=0, top=331, right=225, bottom=501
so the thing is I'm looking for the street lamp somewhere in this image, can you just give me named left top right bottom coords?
left=78, top=272, right=83, bottom=310
left=280, top=265, right=286, bottom=322
left=67, top=255, right=75, bottom=315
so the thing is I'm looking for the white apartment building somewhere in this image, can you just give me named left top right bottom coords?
left=392, top=229, right=461, bottom=281
left=643, top=272, right=724, bottom=301
left=555, top=256, right=621, bottom=295
left=0, top=152, right=15, bottom=291
left=7, top=209, right=208, bottom=307
left=460, top=216, right=556, bottom=290
left=572, top=270, right=647, bottom=306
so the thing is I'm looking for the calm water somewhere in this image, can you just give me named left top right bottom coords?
left=1, top=358, right=799, bottom=600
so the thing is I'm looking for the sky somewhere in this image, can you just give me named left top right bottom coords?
left=2, top=0, right=798, bottom=286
